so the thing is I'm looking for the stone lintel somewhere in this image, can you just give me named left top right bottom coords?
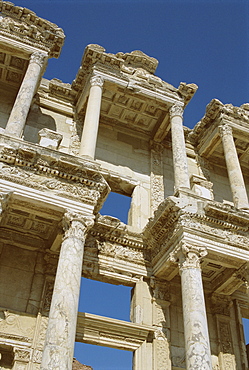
left=76, top=312, right=154, bottom=351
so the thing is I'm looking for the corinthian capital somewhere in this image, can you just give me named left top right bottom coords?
left=179, top=243, right=207, bottom=270
left=62, top=211, right=94, bottom=240
left=169, top=104, right=184, bottom=119
left=219, top=124, right=233, bottom=137
left=30, top=52, right=47, bottom=68
left=90, top=75, right=104, bottom=88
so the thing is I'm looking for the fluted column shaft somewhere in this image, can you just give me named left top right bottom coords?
left=219, top=124, right=248, bottom=209
left=79, top=75, right=104, bottom=158
left=179, top=244, right=212, bottom=370
left=170, top=104, right=190, bottom=190
left=5, top=52, right=47, bottom=137
left=41, top=212, right=94, bottom=370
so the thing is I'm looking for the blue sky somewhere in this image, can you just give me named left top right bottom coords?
left=13, top=0, right=249, bottom=369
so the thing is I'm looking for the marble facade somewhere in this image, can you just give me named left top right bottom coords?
left=0, top=2, right=249, bottom=369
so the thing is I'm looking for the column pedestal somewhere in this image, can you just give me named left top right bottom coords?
left=170, top=104, right=190, bottom=191
left=179, top=244, right=212, bottom=370
left=219, top=124, right=249, bottom=209
left=79, top=75, right=104, bottom=158
left=40, top=212, right=94, bottom=370
left=5, top=52, right=47, bottom=137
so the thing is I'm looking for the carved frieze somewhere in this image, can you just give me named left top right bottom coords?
left=41, top=280, right=54, bottom=314
left=0, top=136, right=109, bottom=210
left=0, top=310, right=35, bottom=340
left=14, top=348, right=31, bottom=362
left=150, top=142, right=164, bottom=213
left=0, top=2, right=65, bottom=58
left=44, top=253, right=58, bottom=276
left=97, top=240, right=148, bottom=264
left=190, top=98, right=249, bottom=146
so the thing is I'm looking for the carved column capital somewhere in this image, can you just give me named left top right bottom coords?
left=219, top=124, right=233, bottom=137
left=90, top=75, right=104, bottom=88
left=178, top=243, right=207, bottom=270
left=30, top=51, right=47, bottom=68
left=62, top=211, right=94, bottom=239
left=169, top=104, right=184, bottom=119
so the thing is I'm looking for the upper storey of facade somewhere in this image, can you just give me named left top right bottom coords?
left=0, top=1, right=249, bottom=292
left=0, top=1, right=64, bottom=91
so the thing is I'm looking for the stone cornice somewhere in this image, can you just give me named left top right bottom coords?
left=76, top=312, right=154, bottom=351
left=144, top=196, right=249, bottom=263
left=177, top=82, right=198, bottom=107
left=48, top=79, right=76, bottom=102
left=72, top=44, right=190, bottom=106
left=189, top=99, right=249, bottom=144
left=0, top=2, right=65, bottom=58
left=204, top=201, right=249, bottom=230
left=91, top=214, right=145, bottom=249
left=144, top=196, right=183, bottom=248
left=0, top=134, right=110, bottom=211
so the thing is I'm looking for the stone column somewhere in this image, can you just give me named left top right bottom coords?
left=5, top=51, right=47, bottom=137
left=219, top=124, right=249, bottom=209
left=40, top=212, right=94, bottom=370
left=79, top=75, right=104, bottom=158
left=179, top=244, right=212, bottom=370
left=169, top=104, right=190, bottom=191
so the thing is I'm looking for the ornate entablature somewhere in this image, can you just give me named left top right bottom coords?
left=0, top=134, right=110, bottom=212
left=71, top=44, right=197, bottom=115
left=1, top=3, right=249, bottom=369
left=0, top=1, right=65, bottom=58
left=48, top=78, right=76, bottom=102
left=143, top=193, right=249, bottom=295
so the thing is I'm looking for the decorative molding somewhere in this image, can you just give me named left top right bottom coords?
left=76, top=312, right=154, bottom=351
left=0, top=2, right=65, bottom=58
left=14, top=348, right=31, bottom=362
left=0, top=135, right=109, bottom=209
left=150, top=142, right=164, bottom=213
left=177, top=82, right=198, bottom=107
left=41, top=279, right=55, bottom=313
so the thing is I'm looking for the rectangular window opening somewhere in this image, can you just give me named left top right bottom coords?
left=74, top=343, right=133, bottom=370
left=79, top=278, right=131, bottom=322
left=100, top=191, right=131, bottom=224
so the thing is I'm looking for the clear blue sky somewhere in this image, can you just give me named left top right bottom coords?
left=13, top=1, right=249, bottom=369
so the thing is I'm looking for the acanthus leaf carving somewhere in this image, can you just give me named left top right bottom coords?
left=62, top=211, right=94, bottom=240
left=178, top=243, right=207, bottom=270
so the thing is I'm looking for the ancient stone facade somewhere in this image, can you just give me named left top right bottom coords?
left=0, top=2, right=248, bottom=370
